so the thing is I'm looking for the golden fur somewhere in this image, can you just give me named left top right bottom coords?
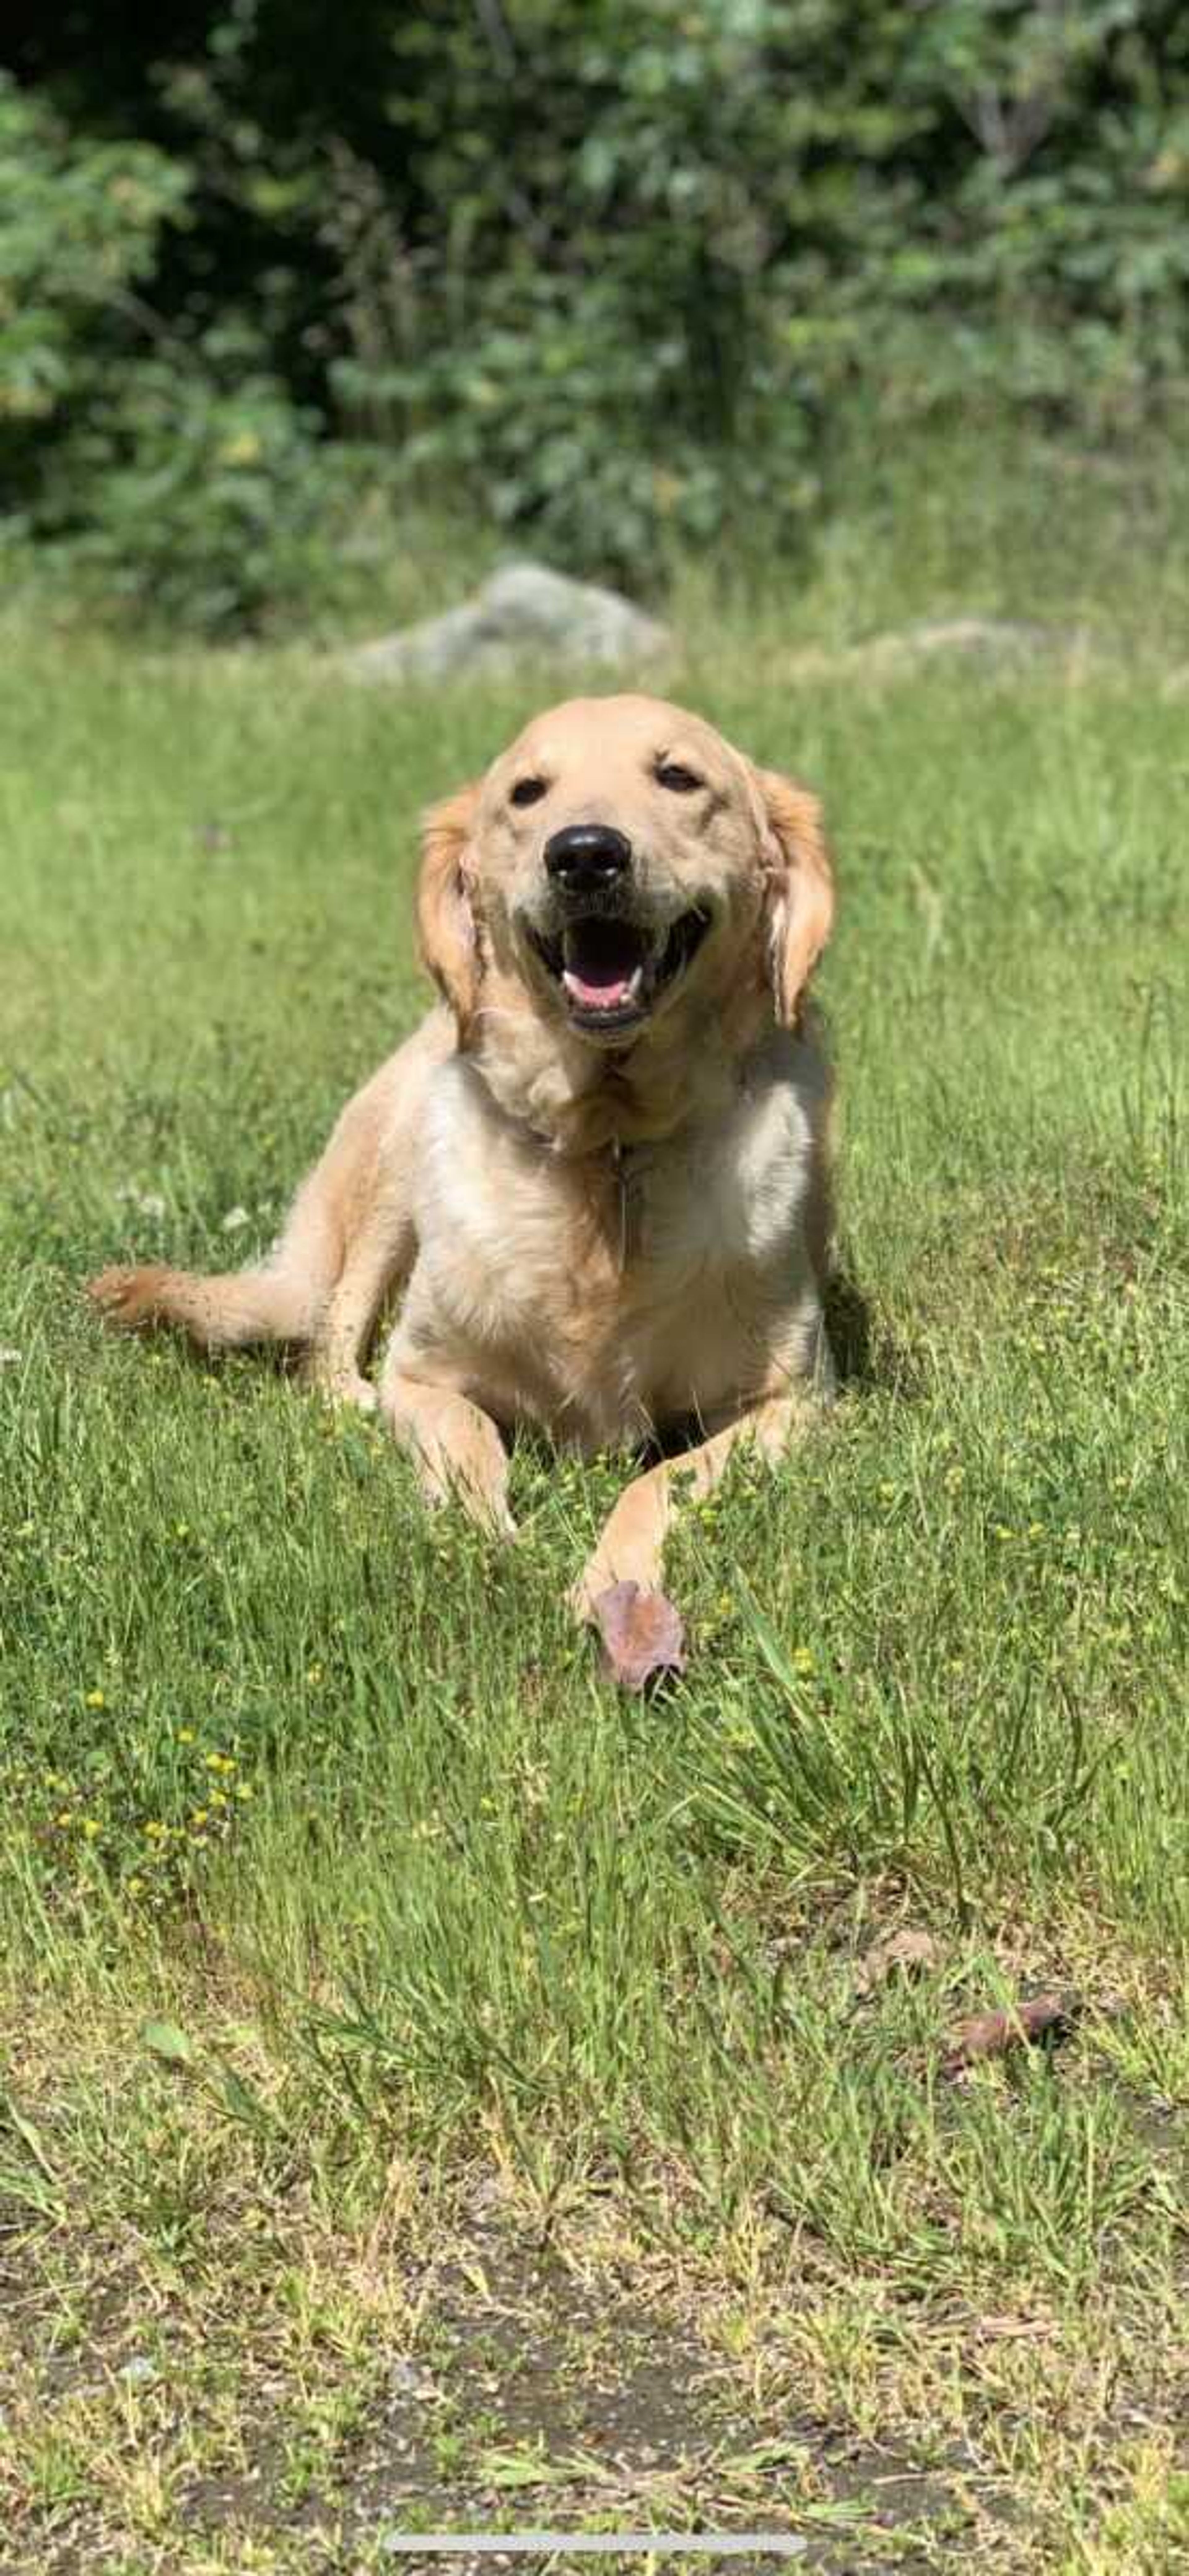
left=90, top=693, right=837, bottom=1617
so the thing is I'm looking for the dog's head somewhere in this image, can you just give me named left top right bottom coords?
left=418, top=694, right=833, bottom=1112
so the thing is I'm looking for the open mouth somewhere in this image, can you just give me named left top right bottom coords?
left=528, top=909, right=710, bottom=1034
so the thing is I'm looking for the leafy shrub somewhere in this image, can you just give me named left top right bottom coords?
left=0, top=76, right=188, bottom=465
left=0, top=76, right=359, bottom=631
left=3, top=2, right=1188, bottom=625
left=333, top=266, right=820, bottom=578
left=40, top=337, right=366, bottom=633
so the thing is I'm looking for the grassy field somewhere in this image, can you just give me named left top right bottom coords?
left=1, top=477, right=1187, bottom=2570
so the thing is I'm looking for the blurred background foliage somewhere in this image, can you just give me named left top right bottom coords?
left=2, top=0, right=1187, bottom=631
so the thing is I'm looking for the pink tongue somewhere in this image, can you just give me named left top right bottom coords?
left=563, top=964, right=634, bottom=1008
left=562, top=919, right=642, bottom=1011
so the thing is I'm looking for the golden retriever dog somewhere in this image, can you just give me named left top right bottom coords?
left=89, top=694, right=836, bottom=1677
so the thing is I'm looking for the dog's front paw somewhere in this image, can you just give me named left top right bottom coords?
left=568, top=1547, right=659, bottom=1627
left=302, top=1358, right=380, bottom=1414
left=568, top=1561, right=613, bottom=1630
left=415, top=1459, right=519, bottom=1544
left=573, top=1577, right=687, bottom=1692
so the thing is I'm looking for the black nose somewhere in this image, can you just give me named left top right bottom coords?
left=543, top=823, right=632, bottom=898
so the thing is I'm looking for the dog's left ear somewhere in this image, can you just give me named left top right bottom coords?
left=750, top=765, right=835, bottom=1025
left=417, top=782, right=482, bottom=1028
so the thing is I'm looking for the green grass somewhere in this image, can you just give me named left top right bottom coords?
left=1, top=487, right=1187, bottom=2569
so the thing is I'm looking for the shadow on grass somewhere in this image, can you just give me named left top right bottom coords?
left=825, top=1254, right=919, bottom=1399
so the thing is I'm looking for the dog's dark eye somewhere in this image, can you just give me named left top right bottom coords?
left=511, top=777, right=547, bottom=808
left=655, top=762, right=701, bottom=794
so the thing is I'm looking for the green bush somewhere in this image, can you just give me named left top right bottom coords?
left=0, top=77, right=188, bottom=463
left=41, top=338, right=367, bottom=633
left=0, top=76, right=370, bottom=631
left=334, top=267, right=819, bottom=575
left=2, top=2, right=1188, bottom=628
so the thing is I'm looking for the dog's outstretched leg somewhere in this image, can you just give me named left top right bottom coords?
left=88, top=1144, right=353, bottom=1354
left=87, top=1027, right=448, bottom=1388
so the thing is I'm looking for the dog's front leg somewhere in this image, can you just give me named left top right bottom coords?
left=381, top=1362, right=516, bottom=1540
left=302, top=1206, right=414, bottom=1413
left=571, top=1394, right=805, bottom=1626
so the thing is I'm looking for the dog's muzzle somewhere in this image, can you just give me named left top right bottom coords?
left=526, top=859, right=710, bottom=1042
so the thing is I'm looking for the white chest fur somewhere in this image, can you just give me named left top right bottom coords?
left=392, top=1041, right=828, bottom=1450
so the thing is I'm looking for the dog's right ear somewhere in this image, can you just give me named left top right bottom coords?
left=417, top=782, right=481, bottom=1028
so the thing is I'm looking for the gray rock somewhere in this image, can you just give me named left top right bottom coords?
left=851, top=616, right=1091, bottom=671
left=785, top=618, right=1093, bottom=684
left=344, top=561, right=670, bottom=685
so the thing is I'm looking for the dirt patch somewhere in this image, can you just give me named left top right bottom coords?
left=295, top=2229, right=971, bottom=2572
left=0, top=2211, right=980, bottom=2570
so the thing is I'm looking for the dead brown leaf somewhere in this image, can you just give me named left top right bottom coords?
left=941, top=1993, right=1074, bottom=2079
left=590, top=1583, right=687, bottom=1692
